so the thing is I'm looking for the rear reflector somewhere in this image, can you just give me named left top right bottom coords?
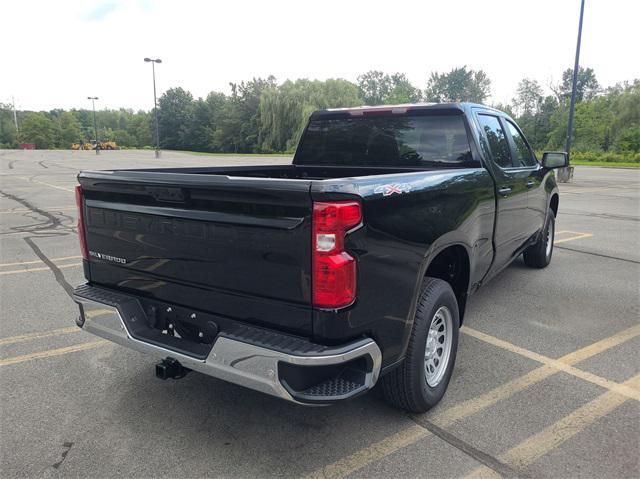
left=312, top=201, right=361, bottom=308
left=75, top=185, right=89, bottom=260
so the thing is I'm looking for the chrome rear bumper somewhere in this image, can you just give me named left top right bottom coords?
left=73, top=286, right=381, bottom=405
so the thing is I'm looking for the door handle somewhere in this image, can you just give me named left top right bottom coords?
left=498, top=187, right=512, bottom=197
left=526, top=181, right=535, bottom=189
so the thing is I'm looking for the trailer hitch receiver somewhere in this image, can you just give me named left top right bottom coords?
left=155, top=357, right=190, bottom=380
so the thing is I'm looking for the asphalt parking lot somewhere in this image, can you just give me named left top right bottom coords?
left=1, top=149, right=638, bottom=479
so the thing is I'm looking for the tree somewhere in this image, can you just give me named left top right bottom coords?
left=58, top=111, right=83, bottom=146
left=258, top=78, right=361, bottom=152
left=491, top=102, right=516, bottom=118
left=609, top=81, right=640, bottom=152
left=157, top=87, right=194, bottom=150
left=357, top=71, right=421, bottom=105
left=357, top=70, right=393, bottom=105
left=0, top=103, right=18, bottom=147
left=19, top=112, right=58, bottom=149
left=614, top=126, right=640, bottom=152
left=513, top=78, right=543, bottom=116
left=212, top=77, right=276, bottom=152
left=424, top=66, right=491, bottom=103
left=3, top=70, right=638, bottom=157
left=183, top=93, right=226, bottom=152
left=130, top=112, right=153, bottom=147
left=551, top=67, right=600, bottom=102
left=528, top=96, right=559, bottom=150
left=386, top=73, right=422, bottom=104
left=113, top=129, right=134, bottom=147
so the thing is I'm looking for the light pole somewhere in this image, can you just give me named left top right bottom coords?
left=144, top=57, right=162, bottom=158
left=561, top=0, right=585, bottom=183
left=11, top=96, right=19, bottom=136
left=87, top=97, right=99, bottom=155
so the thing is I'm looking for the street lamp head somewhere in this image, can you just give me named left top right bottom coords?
left=144, top=58, right=151, bottom=62
left=155, top=59, right=162, bottom=63
left=144, top=58, right=162, bottom=63
left=87, top=96, right=98, bottom=100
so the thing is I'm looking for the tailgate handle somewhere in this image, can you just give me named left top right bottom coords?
left=146, top=187, right=186, bottom=203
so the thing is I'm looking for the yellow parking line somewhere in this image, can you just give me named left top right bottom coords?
left=304, top=425, right=428, bottom=479
left=0, top=326, right=79, bottom=346
left=554, top=232, right=593, bottom=244
left=0, top=310, right=110, bottom=346
left=431, top=366, right=558, bottom=429
left=461, top=327, right=640, bottom=401
left=0, top=340, right=108, bottom=367
left=464, top=374, right=640, bottom=478
left=0, top=255, right=82, bottom=268
left=15, top=176, right=75, bottom=193
left=305, top=323, right=640, bottom=479
left=559, top=324, right=640, bottom=364
left=0, top=262, right=82, bottom=276
left=434, top=323, right=640, bottom=427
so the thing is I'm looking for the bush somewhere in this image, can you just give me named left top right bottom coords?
left=570, top=151, right=640, bottom=163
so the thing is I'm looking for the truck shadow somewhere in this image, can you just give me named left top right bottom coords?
left=101, top=259, right=540, bottom=475
left=109, top=361, right=405, bottom=475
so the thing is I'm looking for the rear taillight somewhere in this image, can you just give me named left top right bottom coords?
left=75, top=185, right=89, bottom=260
left=312, top=201, right=362, bottom=308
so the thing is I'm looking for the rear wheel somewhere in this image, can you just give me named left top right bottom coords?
left=381, top=277, right=459, bottom=413
left=523, top=210, right=555, bottom=268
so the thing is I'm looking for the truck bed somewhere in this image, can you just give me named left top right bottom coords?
left=77, top=163, right=460, bottom=342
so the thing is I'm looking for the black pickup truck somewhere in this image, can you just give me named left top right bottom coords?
left=73, top=103, right=567, bottom=412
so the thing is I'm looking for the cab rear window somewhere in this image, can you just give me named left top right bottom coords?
left=295, top=114, right=477, bottom=168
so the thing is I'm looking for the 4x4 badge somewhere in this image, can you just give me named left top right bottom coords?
left=374, top=183, right=412, bottom=196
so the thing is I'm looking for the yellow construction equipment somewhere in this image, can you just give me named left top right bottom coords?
left=70, top=141, right=118, bottom=150
left=100, top=141, right=119, bottom=150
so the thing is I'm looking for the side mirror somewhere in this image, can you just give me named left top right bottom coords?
left=541, top=151, right=568, bottom=169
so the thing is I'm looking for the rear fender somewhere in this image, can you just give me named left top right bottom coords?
left=395, top=235, right=473, bottom=365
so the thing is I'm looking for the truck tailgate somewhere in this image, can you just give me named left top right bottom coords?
left=78, top=171, right=313, bottom=335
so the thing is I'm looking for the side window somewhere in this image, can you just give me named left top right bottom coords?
left=505, top=120, right=536, bottom=167
left=477, top=114, right=512, bottom=168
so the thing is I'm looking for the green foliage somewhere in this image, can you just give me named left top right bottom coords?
left=58, top=111, right=83, bottom=146
left=614, top=126, right=640, bottom=152
left=259, top=78, right=362, bottom=152
left=157, top=87, right=194, bottom=150
left=552, top=67, right=600, bottom=102
left=19, top=112, right=58, bottom=148
left=569, top=151, right=640, bottom=163
left=0, top=103, right=19, bottom=147
left=356, top=71, right=421, bottom=105
left=542, top=80, right=639, bottom=153
left=513, top=79, right=543, bottom=116
left=386, top=73, right=422, bottom=104
left=2, top=68, right=638, bottom=163
left=424, top=66, right=491, bottom=103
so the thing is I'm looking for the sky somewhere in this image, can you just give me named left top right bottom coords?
left=2, top=0, right=639, bottom=112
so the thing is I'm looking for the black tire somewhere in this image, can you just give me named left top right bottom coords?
left=381, top=277, right=459, bottom=413
left=523, top=210, right=555, bottom=268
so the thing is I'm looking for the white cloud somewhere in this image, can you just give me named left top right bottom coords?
left=2, top=0, right=638, bottom=112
